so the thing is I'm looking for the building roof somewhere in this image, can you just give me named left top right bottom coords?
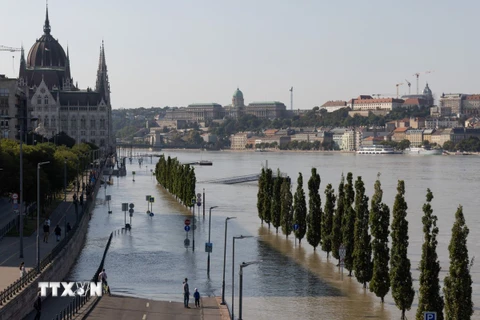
left=233, top=88, right=243, bottom=99
left=187, top=103, right=222, bottom=108
left=59, top=91, right=101, bottom=106
left=321, top=100, right=347, bottom=107
left=248, top=101, right=285, bottom=106
left=403, top=98, right=427, bottom=105
left=354, top=98, right=404, bottom=104
left=393, top=127, right=409, bottom=133
left=423, top=129, right=435, bottom=134
left=465, top=94, right=480, bottom=100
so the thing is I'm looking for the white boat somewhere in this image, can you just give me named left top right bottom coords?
left=356, top=145, right=396, bottom=154
left=404, top=146, right=443, bottom=155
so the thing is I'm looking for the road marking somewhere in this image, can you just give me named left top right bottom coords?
left=146, top=302, right=149, bottom=307
left=142, top=314, right=146, bottom=320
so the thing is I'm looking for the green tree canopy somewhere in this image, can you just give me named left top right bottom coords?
left=293, top=173, right=307, bottom=243
left=306, top=168, right=322, bottom=250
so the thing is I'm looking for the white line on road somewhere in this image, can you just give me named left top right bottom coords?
left=142, top=314, right=147, bottom=320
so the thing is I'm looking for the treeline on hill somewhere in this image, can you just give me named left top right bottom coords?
left=155, top=155, right=196, bottom=207
left=0, top=139, right=97, bottom=204
left=257, top=169, right=473, bottom=320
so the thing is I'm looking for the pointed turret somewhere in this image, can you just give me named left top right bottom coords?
left=44, top=1, right=51, bottom=35
left=19, top=45, right=27, bottom=83
left=95, top=40, right=110, bottom=103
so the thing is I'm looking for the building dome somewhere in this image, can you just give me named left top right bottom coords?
left=27, top=6, right=67, bottom=68
left=423, top=83, right=432, bottom=96
left=233, top=88, right=243, bottom=99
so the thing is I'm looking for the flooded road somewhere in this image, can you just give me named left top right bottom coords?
left=69, top=149, right=480, bottom=319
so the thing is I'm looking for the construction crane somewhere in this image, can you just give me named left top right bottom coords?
left=395, top=83, right=404, bottom=98
left=405, top=79, right=411, bottom=95
left=412, top=70, right=434, bottom=94
left=0, top=45, right=21, bottom=52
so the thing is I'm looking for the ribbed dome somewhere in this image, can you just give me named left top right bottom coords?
left=423, top=83, right=432, bottom=96
left=27, top=5, right=67, bottom=69
left=233, top=88, right=243, bottom=99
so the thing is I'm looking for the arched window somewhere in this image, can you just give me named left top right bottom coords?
left=51, top=116, right=56, bottom=128
left=44, top=116, right=49, bottom=127
left=71, top=117, right=77, bottom=129
left=44, top=96, right=49, bottom=105
left=80, top=117, right=86, bottom=129
left=90, top=119, right=96, bottom=129
left=37, top=96, right=42, bottom=105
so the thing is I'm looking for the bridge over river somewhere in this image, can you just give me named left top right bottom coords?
left=200, top=171, right=285, bottom=184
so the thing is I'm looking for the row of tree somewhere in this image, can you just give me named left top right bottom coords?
left=0, top=139, right=96, bottom=204
left=155, top=155, right=196, bottom=207
left=257, top=169, right=473, bottom=320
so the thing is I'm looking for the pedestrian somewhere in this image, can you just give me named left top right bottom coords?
left=45, top=218, right=50, bottom=227
left=183, top=278, right=190, bottom=308
left=43, top=221, right=49, bottom=243
left=54, top=224, right=61, bottom=242
left=66, top=222, right=72, bottom=234
left=194, top=288, right=200, bottom=307
left=19, top=262, right=26, bottom=278
left=80, top=194, right=84, bottom=206
left=33, top=293, right=42, bottom=320
left=98, top=268, right=111, bottom=295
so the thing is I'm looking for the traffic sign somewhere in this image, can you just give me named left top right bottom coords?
left=205, top=242, right=213, bottom=253
left=12, top=193, right=18, bottom=200
left=146, top=195, right=151, bottom=201
left=339, top=244, right=346, bottom=259
left=197, top=202, right=201, bottom=207
left=129, top=208, right=134, bottom=214
left=293, top=224, right=299, bottom=231
left=424, top=312, right=437, bottom=320
left=191, top=198, right=196, bottom=205
left=13, top=203, right=19, bottom=210
left=185, top=219, right=191, bottom=226
left=197, top=193, right=201, bottom=198
left=122, top=203, right=128, bottom=211
left=105, top=195, right=111, bottom=201
left=129, top=203, right=134, bottom=209
left=149, top=212, right=154, bottom=217
left=184, top=225, right=191, bottom=232
left=149, top=197, right=155, bottom=203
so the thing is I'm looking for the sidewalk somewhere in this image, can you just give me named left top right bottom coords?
left=0, top=199, right=78, bottom=292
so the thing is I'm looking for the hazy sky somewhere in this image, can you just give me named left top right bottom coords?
left=2, top=0, right=480, bottom=109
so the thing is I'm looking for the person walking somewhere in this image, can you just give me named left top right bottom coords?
left=66, top=222, right=72, bottom=234
left=43, top=221, right=49, bottom=243
left=33, top=293, right=42, bottom=320
left=54, top=224, right=61, bottom=242
left=183, top=278, right=190, bottom=308
left=98, top=268, right=111, bottom=295
left=194, top=288, right=200, bottom=307
left=19, top=262, right=26, bottom=278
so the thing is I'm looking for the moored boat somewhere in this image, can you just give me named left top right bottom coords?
left=404, top=146, right=443, bottom=155
left=356, top=145, right=397, bottom=154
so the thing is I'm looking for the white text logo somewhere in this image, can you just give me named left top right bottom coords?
left=38, top=282, right=102, bottom=297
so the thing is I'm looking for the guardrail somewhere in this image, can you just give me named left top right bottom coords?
left=0, top=218, right=16, bottom=241
left=52, top=229, right=118, bottom=320
left=0, top=175, right=102, bottom=306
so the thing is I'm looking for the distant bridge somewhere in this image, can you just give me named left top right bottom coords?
left=200, top=171, right=286, bottom=185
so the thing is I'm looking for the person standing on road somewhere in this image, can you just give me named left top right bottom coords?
left=19, top=262, right=26, bottom=278
left=54, top=224, right=61, bottom=242
left=33, top=293, right=42, bottom=320
left=194, top=288, right=200, bottom=307
left=66, top=222, right=72, bottom=234
left=43, top=221, right=49, bottom=243
left=183, top=278, right=190, bottom=308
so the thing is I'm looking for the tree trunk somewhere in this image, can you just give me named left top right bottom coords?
left=401, top=309, right=405, bottom=320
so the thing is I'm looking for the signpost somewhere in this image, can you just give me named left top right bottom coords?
left=205, top=242, right=212, bottom=253
left=105, top=195, right=112, bottom=214
left=132, top=171, right=136, bottom=182
left=122, top=203, right=128, bottom=227
left=191, top=197, right=196, bottom=251
left=339, top=244, right=346, bottom=280
left=424, top=312, right=437, bottom=320
left=185, top=219, right=191, bottom=226
left=146, top=195, right=151, bottom=213
left=184, top=225, right=191, bottom=232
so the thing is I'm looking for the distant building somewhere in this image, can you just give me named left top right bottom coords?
left=405, top=129, right=424, bottom=146
left=245, top=101, right=286, bottom=119
left=425, top=117, right=460, bottom=129
left=230, top=132, right=250, bottom=150
left=320, top=100, right=347, bottom=112
left=439, top=93, right=465, bottom=115
left=451, top=128, right=480, bottom=144
left=401, top=83, right=434, bottom=106
left=349, top=95, right=404, bottom=111
left=391, top=127, right=408, bottom=142
left=462, top=95, right=480, bottom=116
left=0, top=76, right=29, bottom=140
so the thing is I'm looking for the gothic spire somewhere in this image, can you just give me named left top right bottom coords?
left=44, top=1, right=51, bottom=35
left=95, top=40, right=110, bottom=102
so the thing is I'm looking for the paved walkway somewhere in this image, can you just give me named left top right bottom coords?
left=83, top=295, right=227, bottom=320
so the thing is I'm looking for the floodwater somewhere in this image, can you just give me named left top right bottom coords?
left=69, top=149, right=480, bottom=319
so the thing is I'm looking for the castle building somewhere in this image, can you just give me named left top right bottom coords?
left=18, top=5, right=114, bottom=151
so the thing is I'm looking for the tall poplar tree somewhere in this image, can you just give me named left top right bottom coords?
left=416, top=189, right=444, bottom=320
left=322, top=183, right=335, bottom=257
left=331, top=174, right=345, bottom=260
left=390, top=180, right=414, bottom=320
left=257, top=168, right=266, bottom=224
left=307, top=168, right=322, bottom=250
left=262, top=168, right=273, bottom=227
left=444, top=205, right=473, bottom=320
left=293, top=173, right=307, bottom=244
left=342, top=172, right=355, bottom=276
left=271, top=169, right=283, bottom=233
left=369, top=177, right=390, bottom=303
left=280, top=178, right=293, bottom=238
left=353, top=176, right=372, bottom=288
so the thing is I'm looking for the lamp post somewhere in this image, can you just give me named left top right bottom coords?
left=64, top=158, right=67, bottom=201
left=232, top=235, right=253, bottom=320
left=207, top=206, right=218, bottom=277
left=221, top=216, right=236, bottom=305
left=238, top=261, right=260, bottom=320
left=37, top=161, right=50, bottom=272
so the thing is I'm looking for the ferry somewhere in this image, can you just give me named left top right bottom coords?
left=356, top=145, right=396, bottom=154
left=404, top=146, right=443, bottom=155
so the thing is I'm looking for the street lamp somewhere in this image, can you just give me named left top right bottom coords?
left=207, top=206, right=218, bottom=277
left=232, top=235, right=253, bottom=320
left=64, top=158, right=67, bottom=201
left=221, top=216, right=236, bottom=305
left=37, top=161, right=50, bottom=272
left=238, top=261, right=260, bottom=320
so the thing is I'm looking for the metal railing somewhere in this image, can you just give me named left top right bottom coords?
left=0, top=218, right=16, bottom=241
left=0, top=173, right=103, bottom=306
left=52, top=230, right=117, bottom=320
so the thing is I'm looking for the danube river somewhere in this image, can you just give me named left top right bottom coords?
left=69, top=150, right=480, bottom=319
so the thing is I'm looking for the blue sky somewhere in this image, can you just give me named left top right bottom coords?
left=1, top=0, right=479, bottom=109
